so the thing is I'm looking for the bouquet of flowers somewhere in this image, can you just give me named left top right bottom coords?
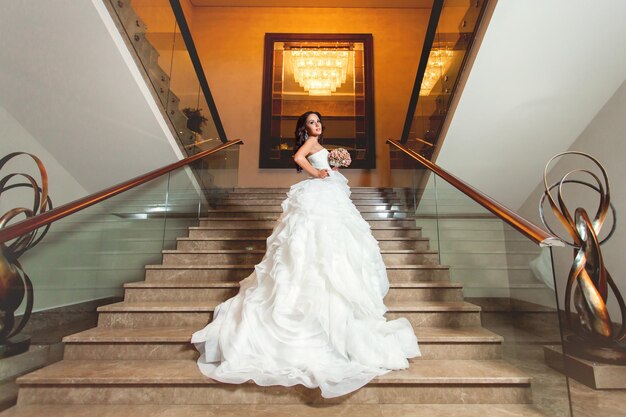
left=328, top=148, right=352, bottom=168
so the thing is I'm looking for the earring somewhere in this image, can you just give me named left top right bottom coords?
left=304, top=132, right=308, bottom=140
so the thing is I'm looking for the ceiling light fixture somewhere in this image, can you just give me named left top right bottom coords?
left=289, top=49, right=351, bottom=96
left=420, top=48, right=455, bottom=96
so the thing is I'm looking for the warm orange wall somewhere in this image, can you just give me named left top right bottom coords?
left=190, top=7, right=428, bottom=187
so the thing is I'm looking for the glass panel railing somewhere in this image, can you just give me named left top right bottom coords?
left=403, top=0, right=488, bottom=158
left=2, top=145, right=239, bottom=408
left=107, top=0, right=225, bottom=155
left=390, top=160, right=572, bottom=416
left=12, top=147, right=237, bottom=317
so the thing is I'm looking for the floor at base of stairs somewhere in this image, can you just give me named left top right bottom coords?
left=0, top=403, right=549, bottom=417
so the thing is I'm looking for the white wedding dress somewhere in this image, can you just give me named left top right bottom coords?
left=191, top=148, right=420, bottom=398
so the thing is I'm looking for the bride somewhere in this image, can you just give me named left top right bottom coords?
left=191, top=111, right=420, bottom=398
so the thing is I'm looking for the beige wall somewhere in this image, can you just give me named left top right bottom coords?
left=189, top=6, right=429, bottom=187
left=517, top=78, right=626, bottom=322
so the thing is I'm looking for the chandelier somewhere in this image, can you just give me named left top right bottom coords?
left=289, top=49, right=350, bottom=96
left=420, top=48, right=455, bottom=96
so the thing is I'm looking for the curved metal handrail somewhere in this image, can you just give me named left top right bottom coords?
left=387, top=139, right=563, bottom=247
left=0, top=139, right=243, bottom=244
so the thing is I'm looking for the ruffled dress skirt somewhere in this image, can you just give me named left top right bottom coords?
left=191, top=170, right=420, bottom=398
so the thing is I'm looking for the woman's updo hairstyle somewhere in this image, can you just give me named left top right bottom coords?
left=293, top=111, right=323, bottom=172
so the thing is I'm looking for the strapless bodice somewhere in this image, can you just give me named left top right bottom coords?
left=307, top=148, right=331, bottom=171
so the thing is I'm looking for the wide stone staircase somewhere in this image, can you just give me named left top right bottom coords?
left=2, top=188, right=548, bottom=416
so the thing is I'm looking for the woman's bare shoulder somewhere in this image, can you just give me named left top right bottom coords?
left=294, top=138, right=314, bottom=159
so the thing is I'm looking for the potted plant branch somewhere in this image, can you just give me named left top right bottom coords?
left=182, top=107, right=209, bottom=134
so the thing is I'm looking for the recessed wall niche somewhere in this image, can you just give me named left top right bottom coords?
left=259, top=33, right=375, bottom=169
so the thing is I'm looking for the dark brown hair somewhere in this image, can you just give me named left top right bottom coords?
left=293, top=111, right=324, bottom=172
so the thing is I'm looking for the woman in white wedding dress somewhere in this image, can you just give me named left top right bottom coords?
left=191, top=111, right=420, bottom=398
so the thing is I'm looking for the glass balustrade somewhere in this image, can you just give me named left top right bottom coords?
left=8, top=146, right=238, bottom=345
left=106, top=0, right=225, bottom=155
left=390, top=157, right=573, bottom=416
left=403, top=0, right=489, bottom=159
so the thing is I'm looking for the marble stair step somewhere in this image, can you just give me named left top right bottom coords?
left=229, top=190, right=399, bottom=197
left=437, top=238, right=538, bottom=252
left=463, top=283, right=556, bottom=304
left=429, top=229, right=523, bottom=240
left=15, top=359, right=531, bottom=405
left=450, top=266, right=537, bottom=285
left=144, top=264, right=450, bottom=283
left=221, top=193, right=400, bottom=200
left=222, top=193, right=399, bottom=199
left=439, top=252, right=539, bottom=268
left=198, top=218, right=417, bottom=228
left=95, top=301, right=481, bottom=328
left=203, top=210, right=414, bottom=219
left=62, top=326, right=502, bottom=361
left=188, top=227, right=423, bottom=239
left=231, top=187, right=397, bottom=193
left=176, top=236, right=431, bottom=251
left=217, top=196, right=404, bottom=207
left=215, top=204, right=408, bottom=212
left=160, top=249, right=440, bottom=266
left=224, top=189, right=399, bottom=197
left=123, top=281, right=464, bottom=302
left=221, top=197, right=401, bottom=204
left=0, top=404, right=550, bottom=417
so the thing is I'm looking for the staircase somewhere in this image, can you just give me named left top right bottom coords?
left=2, top=188, right=549, bottom=416
left=109, top=0, right=205, bottom=149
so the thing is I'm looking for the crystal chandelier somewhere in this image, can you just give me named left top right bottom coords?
left=289, top=49, right=350, bottom=96
left=420, top=48, right=455, bottom=96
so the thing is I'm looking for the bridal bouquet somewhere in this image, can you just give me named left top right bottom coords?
left=328, top=148, right=352, bottom=168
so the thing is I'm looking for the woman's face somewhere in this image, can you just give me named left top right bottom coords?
left=305, top=114, right=322, bottom=137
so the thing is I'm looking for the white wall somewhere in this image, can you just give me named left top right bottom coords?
left=0, top=103, right=203, bottom=314
left=0, top=0, right=207, bottom=312
left=437, top=0, right=626, bottom=210
left=0, top=0, right=183, bottom=194
left=518, top=78, right=626, bottom=322
left=0, top=105, right=88, bottom=214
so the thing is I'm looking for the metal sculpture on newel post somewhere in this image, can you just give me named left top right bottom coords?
left=0, top=153, right=52, bottom=358
left=540, top=151, right=626, bottom=364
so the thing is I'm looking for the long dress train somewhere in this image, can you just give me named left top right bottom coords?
left=191, top=148, right=420, bottom=398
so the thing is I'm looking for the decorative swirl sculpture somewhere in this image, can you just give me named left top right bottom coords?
left=0, top=153, right=52, bottom=357
left=540, top=151, right=626, bottom=364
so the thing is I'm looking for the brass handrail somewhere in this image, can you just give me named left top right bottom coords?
left=387, top=139, right=563, bottom=247
left=0, top=139, right=243, bottom=244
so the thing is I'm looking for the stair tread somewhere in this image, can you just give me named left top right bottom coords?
left=232, top=187, right=395, bottom=190
left=224, top=201, right=401, bottom=203
left=217, top=201, right=405, bottom=203
left=124, top=281, right=462, bottom=289
left=221, top=197, right=401, bottom=200
left=189, top=226, right=422, bottom=230
left=63, top=326, right=502, bottom=343
left=145, top=264, right=449, bottom=270
left=161, top=249, right=439, bottom=254
left=97, top=301, right=480, bottom=312
left=441, top=250, right=540, bottom=255
left=199, top=217, right=413, bottom=220
left=454, top=266, right=532, bottom=270
left=465, top=283, right=551, bottom=289
left=0, top=404, right=549, bottom=417
left=177, top=237, right=429, bottom=241
left=17, top=359, right=529, bottom=385
left=202, top=204, right=415, bottom=210
left=203, top=211, right=414, bottom=216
